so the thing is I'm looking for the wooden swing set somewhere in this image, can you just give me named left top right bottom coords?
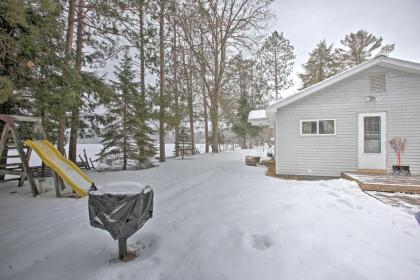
left=0, top=114, right=65, bottom=197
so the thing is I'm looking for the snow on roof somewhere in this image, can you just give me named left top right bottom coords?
left=248, top=110, right=269, bottom=127
left=248, top=109, right=267, bottom=120
left=267, top=56, right=420, bottom=113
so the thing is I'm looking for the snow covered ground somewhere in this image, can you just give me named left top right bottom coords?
left=10, top=143, right=226, bottom=169
left=8, top=143, right=176, bottom=168
left=0, top=150, right=419, bottom=280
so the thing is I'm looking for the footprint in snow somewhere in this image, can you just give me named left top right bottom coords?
left=410, top=258, right=420, bottom=266
left=327, top=191, right=340, bottom=197
left=336, top=199, right=355, bottom=209
left=403, top=230, right=416, bottom=238
left=108, top=233, right=160, bottom=264
left=254, top=235, right=274, bottom=250
left=243, top=233, right=274, bottom=251
left=325, top=203, right=338, bottom=210
left=133, top=232, right=160, bottom=259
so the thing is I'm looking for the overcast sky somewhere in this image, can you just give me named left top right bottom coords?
left=269, top=0, right=420, bottom=96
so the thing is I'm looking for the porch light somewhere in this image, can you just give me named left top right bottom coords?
left=366, top=96, right=377, bottom=102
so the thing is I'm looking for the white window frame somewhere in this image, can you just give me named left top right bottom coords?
left=300, top=119, right=336, bottom=136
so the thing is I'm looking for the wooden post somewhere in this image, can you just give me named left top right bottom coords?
left=78, top=154, right=86, bottom=167
left=53, top=172, right=61, bottom=198
left=89, top=158, right=95, bottom=169
left=10, top=126, right=39, bottom=197
left=0, top=123, right=10, bottom=182
left=18, top=146, right=33, bottom=186
left=118, top=239, right=127, bottom=260
left=0, top=146, right=7, bottom=181
left=83, top=149, right=91, bottom=170
left=0, top=123, right=10, bottom=163
left=56, top=176, right=66, bottom=191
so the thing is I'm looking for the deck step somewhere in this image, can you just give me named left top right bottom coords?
left=356, top=169, right=386, bottom=175
left=342, top=172, right=420, bottom=194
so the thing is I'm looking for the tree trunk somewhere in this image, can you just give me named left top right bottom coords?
left=188, top=77, right=195, bottom=155
left=199, top=32, right=209, bottom=153
left=210, top=98, right=219, bottom=153
left=69, top=0, right=84, bottom=163
left=65, top=0, right=76, bottom=64
left=158, top=0, right=166, bottom=162
left=58, top=0, right=77, bottom=155
left=209, top=19, right=226, bottom=154
left=57, top=118, right=66, bottom=155
left=250, top=66, right=255, bottom=108
left=69, top=110, right=80, bottom=163
left=274, top=50, right=278, bottom=101
left=211, top=33, right=219, bottom=153
left=123, top=95, right=127, bottom=170
left=138, top=0, right=146, bottom=161
left=187, top=53, right=195, bottom=155
left=41, top=110, right=47, bottom=177
left=172, top=5, right=180, bottom=157
left=202, top=80, right=209, bottom=153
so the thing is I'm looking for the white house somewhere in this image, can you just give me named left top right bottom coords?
left=259, top=56, right=420, bottom=178
left=248, top=109, right=270, bottom=127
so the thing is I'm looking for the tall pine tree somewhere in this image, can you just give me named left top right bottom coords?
left=228, top=54, right=262, bottom=148
left=134, top=86, right=157, bottom=166
left=97, top=52, right=139, bottom=170
left=299, top=40, right=339, bottom=89
left=336, top=30, right=395, bottom=68
left=258, top=31, right=295, bottom=101
left=232, top=94, right=261, bottom=149
left=90, top=0, right=158, bottom=165
left=0, top=0, right=66, bottom=115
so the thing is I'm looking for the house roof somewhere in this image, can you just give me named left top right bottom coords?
left=248, top=110, right=269, bottom=126
left=248, top=109, right=267, bottom=120
left=267, top=56, right=420, bottom=113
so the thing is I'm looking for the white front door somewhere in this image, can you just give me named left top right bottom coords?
left=358, top=112, right=386, bottom=170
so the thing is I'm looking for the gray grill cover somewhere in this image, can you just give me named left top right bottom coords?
left=88, top=182, right=154, bottom=240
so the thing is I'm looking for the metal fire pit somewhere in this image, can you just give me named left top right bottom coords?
left=88, top=182, right=154, bottom=260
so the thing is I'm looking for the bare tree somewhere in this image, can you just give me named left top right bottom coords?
left=178, top=0, right=273, bottom=152
left=202, top=77, right=209, bottom=153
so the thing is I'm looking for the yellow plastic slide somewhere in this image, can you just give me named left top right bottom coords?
left=25, top=140, right=93, bottom=197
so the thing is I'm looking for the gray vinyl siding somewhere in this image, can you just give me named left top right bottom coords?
left=276, top=65, right=420, bottom=176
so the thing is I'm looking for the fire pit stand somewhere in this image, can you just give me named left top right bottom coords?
left=88, top=182, right=154, bottom=261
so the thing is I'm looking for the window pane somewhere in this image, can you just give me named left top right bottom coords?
left=364, top=116, right=381, bottom=153
left=319, top=120, right=335, bottom=134
left=302, top=121, right=317, bottom=134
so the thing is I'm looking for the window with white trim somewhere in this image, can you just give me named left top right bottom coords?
left=300, top=119, right=336, bottom=135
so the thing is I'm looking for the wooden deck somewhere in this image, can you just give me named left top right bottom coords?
left=342, top=172, right=420, bottom=194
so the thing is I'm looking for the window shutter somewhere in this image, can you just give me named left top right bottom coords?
left=370, top=74, right=386, bottom=93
